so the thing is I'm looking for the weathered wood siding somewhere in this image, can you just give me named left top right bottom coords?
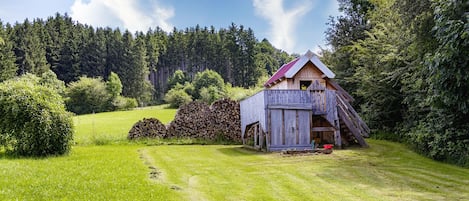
left=268, top=108, right=312, bottom=151
left=266, top=90, right=313, bottom=108
left=240, top=90, right=266, bottom=138
left=284, top=110, right=297, bottom=145
left=288, top=62, right=325, bottom=89
left=298, top=110, right=312, bottom=145
left=296, top=63, right=324, bottom=79
left=270, top=109, right=283, bottom=146
left=325, top=90, right=339, bottom=128
left=240, top=89, right=343, bottom=151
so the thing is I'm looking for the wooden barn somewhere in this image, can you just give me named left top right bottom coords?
left=240, top=50, right=369, bottom=151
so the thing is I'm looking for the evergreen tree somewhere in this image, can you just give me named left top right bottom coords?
left=44, top=14, right=67, bottom=76
left=0, top=22, right=17, bottom=82
left=117, top=31, right=152, bottom=106
left=80, top=27, right=107, bottom=78
left=254, top=39, right=278, bottom=76
left=12, top=19, right=49, bottom=76
left=104, top=28, right=123, bottom=78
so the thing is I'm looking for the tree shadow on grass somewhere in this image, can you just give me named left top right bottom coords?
left=0, top=148, right=71, bottom=160
left=217, top=146, right=269, bottom=157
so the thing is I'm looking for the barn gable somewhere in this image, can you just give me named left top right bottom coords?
left=264, top=50, right=335, bottom=88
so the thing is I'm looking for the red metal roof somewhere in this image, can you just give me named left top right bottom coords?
left=264, top=58, right=300, bottom=87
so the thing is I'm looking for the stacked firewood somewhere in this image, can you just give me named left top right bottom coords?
left=166, top=101, right=212, bottom=139
left=209, top=99, right=241, bottom=142
left=129, top=99, right=241, bottom=142
left=166, top=99, right=241, bottom=142
left=128, top=118, right=167, bottom=139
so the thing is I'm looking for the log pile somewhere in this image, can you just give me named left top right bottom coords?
left=208, top=99, right=241, bottom=143
left=128, top=118, right=167, bottom=139
left=129, top=99, right=242, bottom=143
left=166, top=99, right=241, bottom=143
left=166, top=101, right=212, bottom=139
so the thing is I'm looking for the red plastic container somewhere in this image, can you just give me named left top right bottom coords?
left=323, top=144, right=334, bottom=150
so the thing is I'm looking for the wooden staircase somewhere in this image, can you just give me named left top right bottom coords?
left=336, top=93, right=370, bottom=147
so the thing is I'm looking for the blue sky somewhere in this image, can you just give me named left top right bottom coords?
left=0, top=0, right=340, bottom=54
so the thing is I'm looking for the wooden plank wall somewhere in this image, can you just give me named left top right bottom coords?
left=325, top=90, right=339, bottom=128
left=240, top=90, right=266, bottom=138
left=311, top=91, right=326, bottom=114
left=268, top=108, right=312, bottom=150
left=285, top=110, right=297, bottom=145
left=270, top=109, right=283, bottom=146
left=298, top=110, right=311, bottom=145
left=265, top=90, right=312, bottom=106
left=241, top=89, right=343, bottom=150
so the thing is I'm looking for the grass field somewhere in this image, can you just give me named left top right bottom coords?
left=146, top=142, right=469, bottom=201
left=1, top=106, right=469, bottom=200
left=0, top=145, right=181, bottom=201
left=73, top=105, right=177, bottom=145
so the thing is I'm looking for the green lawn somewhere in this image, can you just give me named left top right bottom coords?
left=1, top=106, right=469, bottom=200
left=72, top=105, right=177, bottom=145
left=0, top=145, right=181, bottom=201
left=2, top=141, right=468, bottom=200
left=146, top=141, right=469, bottom=201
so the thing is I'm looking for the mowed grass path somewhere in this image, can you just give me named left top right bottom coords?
left=73, top=105, right=177, bottom=145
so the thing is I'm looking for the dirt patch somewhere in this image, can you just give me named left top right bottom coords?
left=138, top=149, right=161, bottom=181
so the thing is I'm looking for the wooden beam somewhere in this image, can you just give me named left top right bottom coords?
left=334, top=124, right=342, bottom=149
left=268, top=104, right=313, bottom=110
left=338, top=108, right=368, bottom=147
left=296, top=110, right=299, bottom=145
left=282, top=109, right=285, bottom=145
left=311, top=127, right=336, bottom=132
left=327, top=78, right=355, bottom=102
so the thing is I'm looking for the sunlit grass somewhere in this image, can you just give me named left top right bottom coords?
left=0, top=145, right=182, bottom=201
left=73, top=105, right=177, bottom=145
left=146, top=140, right=469, bottom=201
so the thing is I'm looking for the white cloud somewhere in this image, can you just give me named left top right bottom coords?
left=70, top=0, right=174, bottom=33
left=253, top=0, right=313, bottom=53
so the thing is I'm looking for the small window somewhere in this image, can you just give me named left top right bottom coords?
left=300, top=81, right=312, bottom=90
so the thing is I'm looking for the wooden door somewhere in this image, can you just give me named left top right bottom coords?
left=270, top=109, right=283, bottom=146
left=269, top=109, right=312, bottom=147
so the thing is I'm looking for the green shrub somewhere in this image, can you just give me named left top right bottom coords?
left=164, top=88, right=192, bottom=108
left=112, top=96, right=138, bottom=111
left=225, top=83, right=262, bottom=101
left=200, top=86, right=224, bottom=104
left=407, top=118, right=469, bottom=167
left=167, top=70, right=189, bottom=91
left=193, top=69, right=225, bottom=99
left=106, top=72, right=123, bottom=98
left=66, top=76, right=111, bottom=114
left=0, top=77, right=73, bottom=156
left=39, top=70, right=66, bottom=95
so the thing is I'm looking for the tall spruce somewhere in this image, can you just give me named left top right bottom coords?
left=11, top=19, right=49, bottom=76
left=0, top=22, right=17, bottom=82
left=80, top=27, right=107, bottom=78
